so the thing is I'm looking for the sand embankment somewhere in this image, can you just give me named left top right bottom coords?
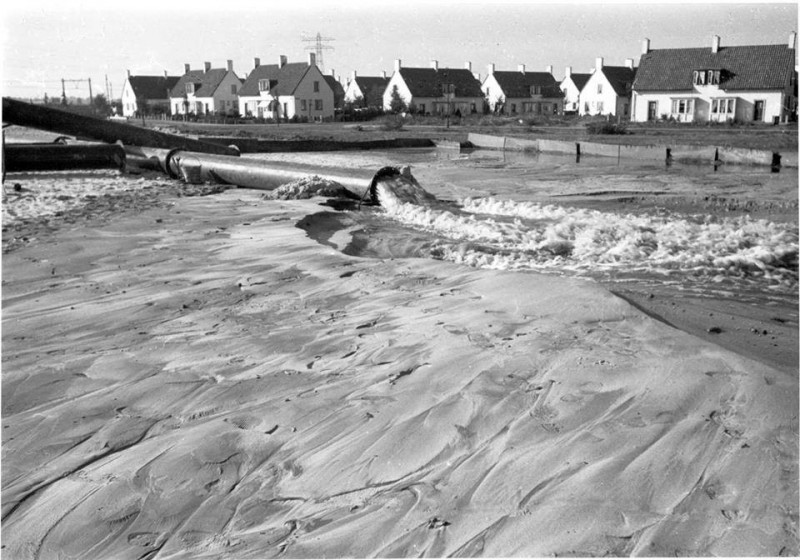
left=2, top=184, right=797, bottom=558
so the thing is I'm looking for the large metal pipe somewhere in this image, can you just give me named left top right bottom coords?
left=3, top=143, right=126, bottom=172
left=149, top=149, right=398, bottom=199
left=2, top=98, right=239, bottom=156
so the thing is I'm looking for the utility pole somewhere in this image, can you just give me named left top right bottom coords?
left=302, top=32, right=334, bottom=73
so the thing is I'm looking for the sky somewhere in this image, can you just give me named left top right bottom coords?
left=1, top=0, right=797, bottom=100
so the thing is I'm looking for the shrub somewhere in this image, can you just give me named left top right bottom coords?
left=381, top=114, right=405, bottom=131
left=585, top=121, right=628, bottom=135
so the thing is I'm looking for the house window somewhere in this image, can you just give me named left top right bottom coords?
left=597, top=101, right=604, bottom=113
left=185, top=83, right=194, bottom=94
left=597, top=83, right=603, bottom=94
left=692, top=71, right=707, bottom=86
left=315, top=99, right=322, bottom=111
left=301, top=99, right=307, bottom=111
left=470, top=103, right=476, bottom=113
left=258, top=79, right=270, bottom=92
left=419, top=103, right=426, bottom=113
left=230, top=84, right=237, bottom=94
left=671, top=98, right=694, bottom=115
left=711, top=98, right=735, bottom=114
left=511, top=103, right=517, bottom=113
left=314, top=81, right=319, bottom=92
left=530, top=85, right=541, bottom=96
left=707, top=70, right=721, bottom=85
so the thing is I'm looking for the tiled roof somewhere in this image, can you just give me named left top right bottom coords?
left=170, top=68, right=237, bottom=98
left=490, top=71, right=563, bottom=98
left=239, top=62, right=314, bottom=97
left=633, top=44, right=796, bottom=92
left=129, top=76, right=180, bottom=100
left=398, top=67, right=483, bottom=98
left=565, top=73, right=591, bottom=91
left=600, top=66, right=637, bottom=96
left=354, top=76, right=390, bottom=106
left=323, top=75, right=345, bottom=107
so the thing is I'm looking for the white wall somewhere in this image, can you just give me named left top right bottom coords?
left=382, top=73, right=413, bottom=111
left=632, top=90, right=788, bottom=123
left=579, top=72, right=622, bottom=116
left=560, top=78, right=582, bottom=113
left=292, top=66, right=335, bottom=120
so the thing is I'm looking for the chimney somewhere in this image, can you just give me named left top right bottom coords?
left=625, top=58, right=634, bottom=69
left=464, top=61, right=472, bottom=72
left=381, top=70, right=387, bottom=79
left=254, top=57, right=260, bottom=69
left=394, top=59, right=402, bottom=72
left=204, top=61, right=211, bottom=72
left=351, top=70, right=357, bottom=82
left=279, top=55, right=287, bottom=68
left=545, top=65, right=553, bottom=75
left=473, top=72, right=481, bottom=82
left=518, top=64, right=526, bottom=73
left=642, top=38, right=650, bottom=54
left=487, top=62, right=495, bottom=75
left=184, top=63, right=191, bottom=73
left=308, top=52, right=316, bottom=66
left=330, top=68, right=336, bottom=77
left=565, top=66, right=572, bottom=78
left=595, top=57, right=604, bottom=71
left=790, top=32, right=797, bottom=49
left=430, top=60, right=438, bottom=70
left=127, top=69, right=131, bottom=78
left=712, top=35, right=720, bottom=53
left=227, top=60, right=233, bottom=72
left=164, top=70, right=168, bottom=79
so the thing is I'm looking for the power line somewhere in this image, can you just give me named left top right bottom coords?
left=302, top=32, right=335, bottom=72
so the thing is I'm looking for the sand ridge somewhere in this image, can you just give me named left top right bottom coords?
left=2, top=188, right=797, bottom=558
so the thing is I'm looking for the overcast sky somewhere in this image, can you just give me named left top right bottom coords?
left=2, top=1, right=797, bottom=100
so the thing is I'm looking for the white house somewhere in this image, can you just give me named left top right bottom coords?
left=383, top=60, right=485, bottom=115
left=120, top=71, right=179, bottom=118
left=632, top=34, right=798, bottom=123
left=482, top=64, right=563, bottom=115
left=578, top=58, right=637, bottom=118
left=344, top=71, right=390, bottom=109
left=237, top=53, right=334, bottom=121
left=169, top=60, right=242, bottom=117
left=559, top=67, right=592, bottom=114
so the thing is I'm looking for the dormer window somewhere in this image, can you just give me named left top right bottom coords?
left=530, top=85, right=541, bottom=96
left=442, top=83, right=455, bottom=95
left=258, top=79, right=271, bottom=92
left=694, top=69, right=721, bottom=86
left=185, top=83, right=195, bottom=94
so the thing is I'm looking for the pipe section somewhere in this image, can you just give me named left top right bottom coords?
left=160, top=150, right=403, bottom=199
left=3, top=143, right=126, bottom=172
left=3, top=98, right=239, bottom=156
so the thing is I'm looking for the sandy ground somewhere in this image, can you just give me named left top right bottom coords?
left=2, top=156, right=798, bottom=559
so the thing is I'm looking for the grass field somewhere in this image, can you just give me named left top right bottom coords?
left=145, top=114, right=799, bottom=152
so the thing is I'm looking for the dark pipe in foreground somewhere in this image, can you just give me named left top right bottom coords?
left=3, top=143, right=126, bottom=172
left=2, top=98, right=239, bottom=156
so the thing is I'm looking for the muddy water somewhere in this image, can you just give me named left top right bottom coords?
left=281, top=147, right=798, bottom=371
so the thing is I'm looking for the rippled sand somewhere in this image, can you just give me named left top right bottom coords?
left=2, top=152, right=798, bottom=557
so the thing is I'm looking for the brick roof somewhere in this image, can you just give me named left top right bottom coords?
left=171, top=68, right=237, bottom=98
left=634, top=44, right=796, bottom=92
left=490, top=70, right=563, bottom=98
left=398, top=67, right=483, bottom=97
left=599, top=66, right=637, bottom=96
left=354, top=76, right=390, bottom=106
left=128, top=76, right=180, bottom=100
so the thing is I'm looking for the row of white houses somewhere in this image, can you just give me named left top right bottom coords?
left=121, top=33, right=798, bottom=124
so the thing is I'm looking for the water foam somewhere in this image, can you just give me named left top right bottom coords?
left=374, top=183, right=798, bottom=293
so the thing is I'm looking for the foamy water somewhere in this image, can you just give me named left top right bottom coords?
left=374, top=179, right=799, bottom=296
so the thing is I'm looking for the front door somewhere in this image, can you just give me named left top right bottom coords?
left=647, top=101, right=657, bottom=121
left=753, top=100, right=764, bottom=121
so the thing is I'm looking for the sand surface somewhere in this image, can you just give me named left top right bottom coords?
left=1, top=143, right=798, bottom=557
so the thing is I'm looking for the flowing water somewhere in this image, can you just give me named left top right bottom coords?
left=288, top=148, right=798, bottom=313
